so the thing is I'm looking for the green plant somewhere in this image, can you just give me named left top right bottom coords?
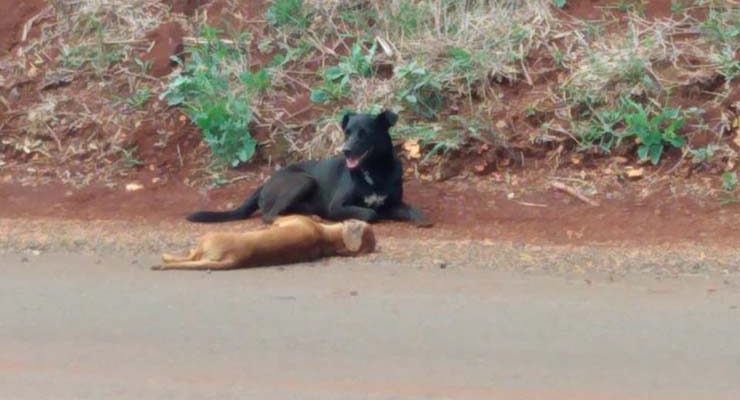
left=391, top=0, right=430, bottom=36
left=577, top=109, right=623, bottom=153
left=266, top=0, right=309, bottom=29
left=701, top=8, right=740, bottom=45
left=161, top=26, right=256, bottom=167
left=395, top=61, right=443, bottom=120
left=310, top=42, right=376, bottom=104
left=394, top=123, right=463, bottom=162
left=712, top=46, right=740, bottom=81
left=61, top=13, right=124, bottom=76
left=553, top=0, right=567, bottom=8
left=127, top=88, right=151, bottom=109
left=118, top=146, right=143, bottom=168
left=721, top=171, right=737, bottom=192
left=621, top=99, right=686, bottom=165
left=240, top=69, right=272, bottom=95
left=689, top=145, right=718, bottom=164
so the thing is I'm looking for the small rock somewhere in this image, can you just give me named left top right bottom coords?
left=20, top=256, right=29, bottom=263
left=625, top=167, right=644, bottom=179
left=125, top=182, right=144, bottom=192
left=349, top=291, right=358, bottom=296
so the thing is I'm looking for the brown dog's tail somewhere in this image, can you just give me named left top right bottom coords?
left=186, top=187, right=261, bottom=223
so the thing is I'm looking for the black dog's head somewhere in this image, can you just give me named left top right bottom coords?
left=340, top=110, right=398, bottom=170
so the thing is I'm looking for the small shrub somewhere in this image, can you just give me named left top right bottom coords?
left=310, top=42, right=376, bottom=104
left=621, top=99, right=686, bottom=165
left=722, top=171, right=737, bottom=192
left=395, top=61, right=443, bottom=120
left=576, top=109, right=623, bottom=153
left=161, top=26, right=257, bottom=167
left=266, top=0, right=309, bottom=28
left=689, top=145, right=718, bottom=164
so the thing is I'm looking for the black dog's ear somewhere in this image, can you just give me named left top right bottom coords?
left=377, top=110, right=398, bottom=128
left=341, top=112, right=356, bottom=131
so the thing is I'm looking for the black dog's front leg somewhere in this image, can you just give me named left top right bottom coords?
left=384, top=203, right=432, bottom=227
left=327, top=204, right=379, bottom=222
left=327, top=190, right=378, bottom=222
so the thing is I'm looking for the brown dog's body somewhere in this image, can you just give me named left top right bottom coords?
left=154, top=215, right=375, bottom=271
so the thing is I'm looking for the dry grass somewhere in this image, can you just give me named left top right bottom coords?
left=1, top=0, right=738, bottom=188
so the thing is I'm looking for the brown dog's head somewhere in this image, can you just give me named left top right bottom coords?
left=340, top=220, right=376, bottom=255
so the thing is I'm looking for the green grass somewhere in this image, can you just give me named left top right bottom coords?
left=127, top=88, right=152, bottom=109
left=266, top=0, right=309, bottom=29
left=395, top=62, right=444, bottom=120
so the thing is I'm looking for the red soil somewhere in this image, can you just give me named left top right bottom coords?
left=141, top=21, right=185, bottom=77
left=1, top=178, right=738, bottom=247
left=0, top=0, right=46, bottom=55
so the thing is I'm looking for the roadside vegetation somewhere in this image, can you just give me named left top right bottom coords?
left=0, top=0, right=738, bottom=193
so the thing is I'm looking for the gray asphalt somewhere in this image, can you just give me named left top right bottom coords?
left=1, top=252, right=739, bottom=400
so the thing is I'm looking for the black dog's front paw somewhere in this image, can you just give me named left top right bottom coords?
left=414, top=218, right=434, bottom=228
left=407, top=207, right=433, bottom=228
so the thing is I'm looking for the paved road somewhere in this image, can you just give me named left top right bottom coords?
left=1, top=252, right=739, bottom=400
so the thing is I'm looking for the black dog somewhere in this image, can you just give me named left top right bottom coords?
left=186, top=110, right=431, bottom=227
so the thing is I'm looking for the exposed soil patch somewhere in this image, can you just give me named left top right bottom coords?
left=141, top=21, right=185, bottom=77
left=0, top=0, right=46, bottom=55
left=162, top=0, right=211, bottom=16
left=1, top=178, right=738, bottom=247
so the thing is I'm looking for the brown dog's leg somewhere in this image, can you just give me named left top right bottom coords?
left=161, top=248, right=199, bottom=263
left=153, top=259, right=236, bottom=271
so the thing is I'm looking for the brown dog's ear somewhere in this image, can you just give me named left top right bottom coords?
left=376, top=110, right=398, bottom=128
left=341, top=112, right=356, bottom=131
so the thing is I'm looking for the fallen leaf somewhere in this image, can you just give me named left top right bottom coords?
left=570, top=154, right=583, bottom=165
left=402, top=139, right=421, bottom=159
left=495, top=120, right=507, bottom=130
left=125, top=183, right=144, bottom=192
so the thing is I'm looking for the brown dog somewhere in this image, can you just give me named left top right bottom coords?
left=153, top=215, right=376, bottom=271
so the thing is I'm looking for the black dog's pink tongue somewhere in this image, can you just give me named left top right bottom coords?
left=346, top=158, right=360, bottom=169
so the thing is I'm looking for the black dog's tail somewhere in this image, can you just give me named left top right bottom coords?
left=186, top=187, right=262, bottom=223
